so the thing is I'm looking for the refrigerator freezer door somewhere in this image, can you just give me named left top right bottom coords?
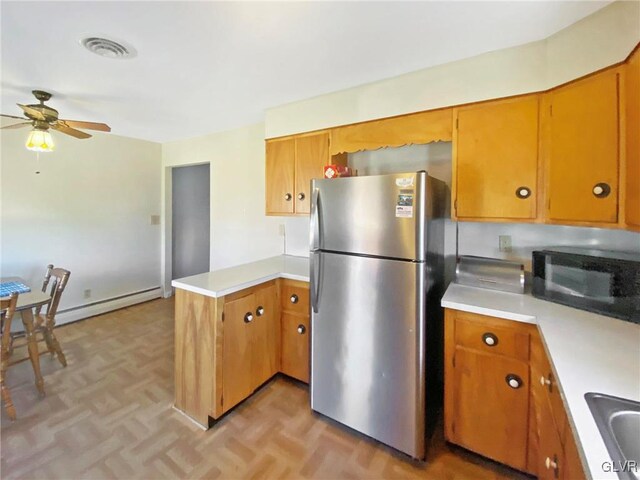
left=310, top=172, right=429, bottom=261
left=310, top=251, right=427, bottom=459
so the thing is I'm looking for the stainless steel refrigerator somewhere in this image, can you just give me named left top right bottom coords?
left=309, top=171, right=446, bottom=460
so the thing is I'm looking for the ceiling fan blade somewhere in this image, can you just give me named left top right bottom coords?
left=1, top=113, right=28, bottom=120
left=0, top=122, right=31, bottom=130
left=51, top=123, right=91, bottom=139
left=59, top=119, right=111, bottom=132
left=17, top=104, right=46, bottom=121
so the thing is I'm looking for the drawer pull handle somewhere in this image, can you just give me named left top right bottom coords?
left=256, top=306, right=264, bottom=317
left=284, top=193, right=292, bottom=201
left=244, top=312, right=254, bottom=323
left=297, top=192, right=305, bottom=201
left=297, top=324, right=306, bottom=335
left=592, top=183, right=611, bottom=198
left=506, top=374, right=523, bottom=389
left=482, top=332, right=498, bottom=347
left=290, top=294, right=299, bottom=304
left=515, top=186, right=531, bottom=199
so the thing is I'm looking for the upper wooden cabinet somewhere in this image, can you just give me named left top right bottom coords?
left=329, top=108, right=452, bottom=155
left=266, top=132, right=343, bottom=216
left=546, top=69, right=620, bottom=224
left=265, top=138, right=295, bottom=215
left=454, top=96, right=539, bottom=220
left=295, top=134, right=329, bottom=215
left=625, top=47, right=640, bottom=229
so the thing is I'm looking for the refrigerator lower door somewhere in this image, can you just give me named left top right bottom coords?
left=310, top=251, right=427, bottom=459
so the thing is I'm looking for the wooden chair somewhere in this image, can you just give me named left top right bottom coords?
left=9, top=265, right=70, bottom=391
left=1, top=292, right=19, bottom=420
left=33, top=265, right=70, bottom=367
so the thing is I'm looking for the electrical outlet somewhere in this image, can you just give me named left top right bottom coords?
left=278, top=224, right=286, bottom=237
left=84, top=289, right=92, bottom=299
left=499, top=235, right=512, bottom=253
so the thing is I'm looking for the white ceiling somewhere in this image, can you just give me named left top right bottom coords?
left=1, top=1, right=610, bottom=143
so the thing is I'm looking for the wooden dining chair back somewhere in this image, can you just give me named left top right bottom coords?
left=1, top=292, right=19, bottom=420
left=33, top=265, right=70, bottom=367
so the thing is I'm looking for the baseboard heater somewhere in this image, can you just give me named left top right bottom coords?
left=55, top=287, right=162, bottom=326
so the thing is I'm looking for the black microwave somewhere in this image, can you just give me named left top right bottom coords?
left=532, top=247, right=640, bottom=323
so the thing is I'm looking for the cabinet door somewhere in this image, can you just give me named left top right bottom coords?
left=451, top=347, right=530, bottom=471
left=222, top=293, right=256, bottom=412
left=547, top=70, right=620, bottom=223
left=537, top=395, right=565, bottom=480
left=266, top=138, right=295, bottom=215
left=281, top=312, right=310, bottom=383
left=455, top=96, right=539, bottom=219
left=626, top=48, right=640, bottom=228
left=295, top=133, right=329, bottom=215
left=252, top=284, right=280, bottom=388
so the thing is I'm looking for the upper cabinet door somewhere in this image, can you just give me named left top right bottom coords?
left=266, top=138, right=295, bottom=215
left=547, top=70, right=620, bottom=223
left=455, top=96, right=539, bottom=220
left=626, top=48, right=640, bottom=229
left=295, top=133, right=330, bottom=215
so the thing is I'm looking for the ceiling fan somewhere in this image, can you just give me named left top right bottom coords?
left=0, top=90, right=111, bottom=151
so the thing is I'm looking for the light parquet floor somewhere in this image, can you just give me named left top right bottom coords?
left=1, top=298, right=529, bottom=480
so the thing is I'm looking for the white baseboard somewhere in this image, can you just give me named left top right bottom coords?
left=55, top=288, right=162, bottom=326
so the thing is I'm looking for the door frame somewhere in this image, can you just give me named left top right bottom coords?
left=161, top=161, right=212, bottom=297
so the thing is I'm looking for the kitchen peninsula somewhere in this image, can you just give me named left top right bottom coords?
left=171, top=255, right=310, bottom=427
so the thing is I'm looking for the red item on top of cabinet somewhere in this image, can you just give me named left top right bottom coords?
left=324, top=165, right=352, bottom=179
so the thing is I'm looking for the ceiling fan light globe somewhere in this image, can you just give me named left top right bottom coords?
left=25, top=129, right=55, bottom=152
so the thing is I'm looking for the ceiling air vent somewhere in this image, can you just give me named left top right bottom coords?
left=80, top=37, right=136, bottom=59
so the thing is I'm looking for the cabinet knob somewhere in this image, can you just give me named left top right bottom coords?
left=256, top=306, right=264, bottom=316
left=297, top=324, right=306, bottom=334
left=297, top=192, right=305, bottom=201
left=482, top=332, right=498, bottom=347
left=545, top=455, right=559, bottom=475
left=284, top=193, right=292, bottom=201
left=290, top=294, right=299, bottom=304
left=515, top=186, right=531, bottom=199
left=592, top=183, right=611, bottom=198
left=244, top=312, right=254, bottom=323
left=505, top=374, right=523, bottom=389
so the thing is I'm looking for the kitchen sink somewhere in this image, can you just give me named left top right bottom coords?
left=585, top=393, right=640, bottom=480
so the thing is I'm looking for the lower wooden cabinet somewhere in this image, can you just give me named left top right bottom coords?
left=281, top=312, right=310, bottom=383
left=280, top=279, right=310, bottom=383
left=222, top=283, right=280, bottom=412
left=450, top=346, right=530, bottom=470
left=174, top=279, right=311, bottom=427
left=445, top=308, right=586, bottom=479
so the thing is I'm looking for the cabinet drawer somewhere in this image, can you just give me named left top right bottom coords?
left=454, top=311, right=531, bottom=361
left=281, top=282, right=309, bottom=315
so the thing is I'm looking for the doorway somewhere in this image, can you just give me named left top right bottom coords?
left=171, top=164, right=210, bottom=280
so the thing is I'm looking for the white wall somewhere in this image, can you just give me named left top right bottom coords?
left=0, top=127, right=162, bottom=323
left=265, top=0, right=640, bottom=138
left=162, top=123, right=283, bottom=291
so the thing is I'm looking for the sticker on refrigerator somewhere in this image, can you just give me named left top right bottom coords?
left=396, top=194, right=414, bottom=218
left=395, top=177, right=414, bottom=188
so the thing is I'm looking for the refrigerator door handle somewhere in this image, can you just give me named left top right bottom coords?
left=310, top=252, right=321, bottom=313
left=310, top=187, right=321, bottom=251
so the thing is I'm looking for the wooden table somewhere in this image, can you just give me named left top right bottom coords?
left=1, top=277, right=51, bottom=395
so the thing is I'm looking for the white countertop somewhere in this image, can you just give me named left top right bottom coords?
left=171, top=255, right=309, bottom=298
left=442, top=284, right=640, bottom=480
